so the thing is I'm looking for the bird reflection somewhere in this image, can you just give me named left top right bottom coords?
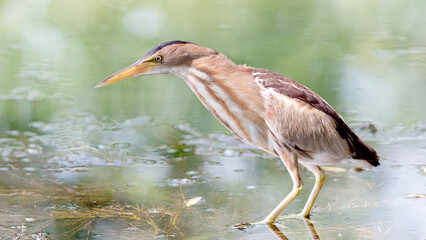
left=266, top=218, right=320, bottom=240
left=303, top=218, right=320, bottom=240
left=266, top=223, right=289, bottom=240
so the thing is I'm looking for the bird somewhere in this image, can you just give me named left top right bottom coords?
left=95, top=40, right=380, bottom=223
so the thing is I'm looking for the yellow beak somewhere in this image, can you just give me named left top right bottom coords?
left=95, top=60, right=154, bottom=88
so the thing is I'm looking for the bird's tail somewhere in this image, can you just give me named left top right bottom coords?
left=347, top=131, right=380, bottom=167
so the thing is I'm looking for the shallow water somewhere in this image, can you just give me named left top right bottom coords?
left=1, top=0, right=426, bottom=239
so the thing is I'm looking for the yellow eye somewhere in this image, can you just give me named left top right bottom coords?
left=153, top=55, right=163, bottom=63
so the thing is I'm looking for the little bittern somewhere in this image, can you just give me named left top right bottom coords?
left=96, top=41, right=380, bottom=223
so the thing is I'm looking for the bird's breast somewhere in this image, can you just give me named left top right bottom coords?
left=177, top=67, right=275, bottom=154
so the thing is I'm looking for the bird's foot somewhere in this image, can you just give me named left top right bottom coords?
left=232, top=222, right=252, bottom=231
left=281, top=213, right=303, bottom=219
left=299, top=212, right=311, bottom=219
left=255, top=218, right=275, bottom=225
left=254, top=213, right=302, bottom=225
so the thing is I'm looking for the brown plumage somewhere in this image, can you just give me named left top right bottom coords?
left=96, top=40, right=380, bottom=223
left=250, top=67, right=379, bottom=166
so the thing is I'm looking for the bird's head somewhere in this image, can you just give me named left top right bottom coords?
left=95, top=40, right=217, bottom=88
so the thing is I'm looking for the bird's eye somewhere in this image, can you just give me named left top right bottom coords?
left=153, top=55, right=163, bottom=63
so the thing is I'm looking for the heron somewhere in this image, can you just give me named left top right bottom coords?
left=96, top=40, right=380, bottom=223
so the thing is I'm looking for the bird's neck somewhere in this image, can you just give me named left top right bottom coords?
left=169, top=55, right=273, bottom=153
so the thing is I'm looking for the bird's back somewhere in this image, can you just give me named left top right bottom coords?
left=248, top=67, right=380, bottom=167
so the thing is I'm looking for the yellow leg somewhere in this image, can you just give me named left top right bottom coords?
left=299, top=163, right=325, bottom=218
left=261, top=151, right=303, bottom=223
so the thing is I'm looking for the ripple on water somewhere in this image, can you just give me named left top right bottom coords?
left=130, top=156, right=158, bottom=165
left=156, top=178, right=195, bottom=187
left=0, top=87, right=63, bottom=102
left=111, top=142, right=132, bottom=149
left=142, top=159, right=157, bottom=165
left=186, top=171, right=199, bottom=175
left=122, top=116, right=156, bottom=127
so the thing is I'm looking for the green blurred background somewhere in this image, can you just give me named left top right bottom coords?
left=1, top=0, right=425, bottom=132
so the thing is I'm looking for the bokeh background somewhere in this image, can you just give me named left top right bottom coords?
left=0, top=0, right=425, bottom=239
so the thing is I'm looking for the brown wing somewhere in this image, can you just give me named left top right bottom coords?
left=250, top=68, right=380, bottom=166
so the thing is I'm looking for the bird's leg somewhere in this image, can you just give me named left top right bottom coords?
left=299, top=162, right=325, bottom=218
left=261, top=151, right=303, bottom=223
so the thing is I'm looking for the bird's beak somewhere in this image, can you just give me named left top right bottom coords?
left=95, top=59, right=155, bottom=88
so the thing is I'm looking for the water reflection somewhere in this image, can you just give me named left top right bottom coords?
left=303, top=219, right=320, bottom=240
left=234, top=217, right=320, bottom=240
left=266, top=219, right=320, bottom=240
left=267, top=223, right=290, bottom=240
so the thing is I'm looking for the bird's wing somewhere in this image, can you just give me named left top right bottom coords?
left=250, top=68, right=353, bottom=160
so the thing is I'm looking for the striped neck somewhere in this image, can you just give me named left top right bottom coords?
left=174, top=65, right=249, bottom=141
left=168, top=61, right=273, bottom=154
